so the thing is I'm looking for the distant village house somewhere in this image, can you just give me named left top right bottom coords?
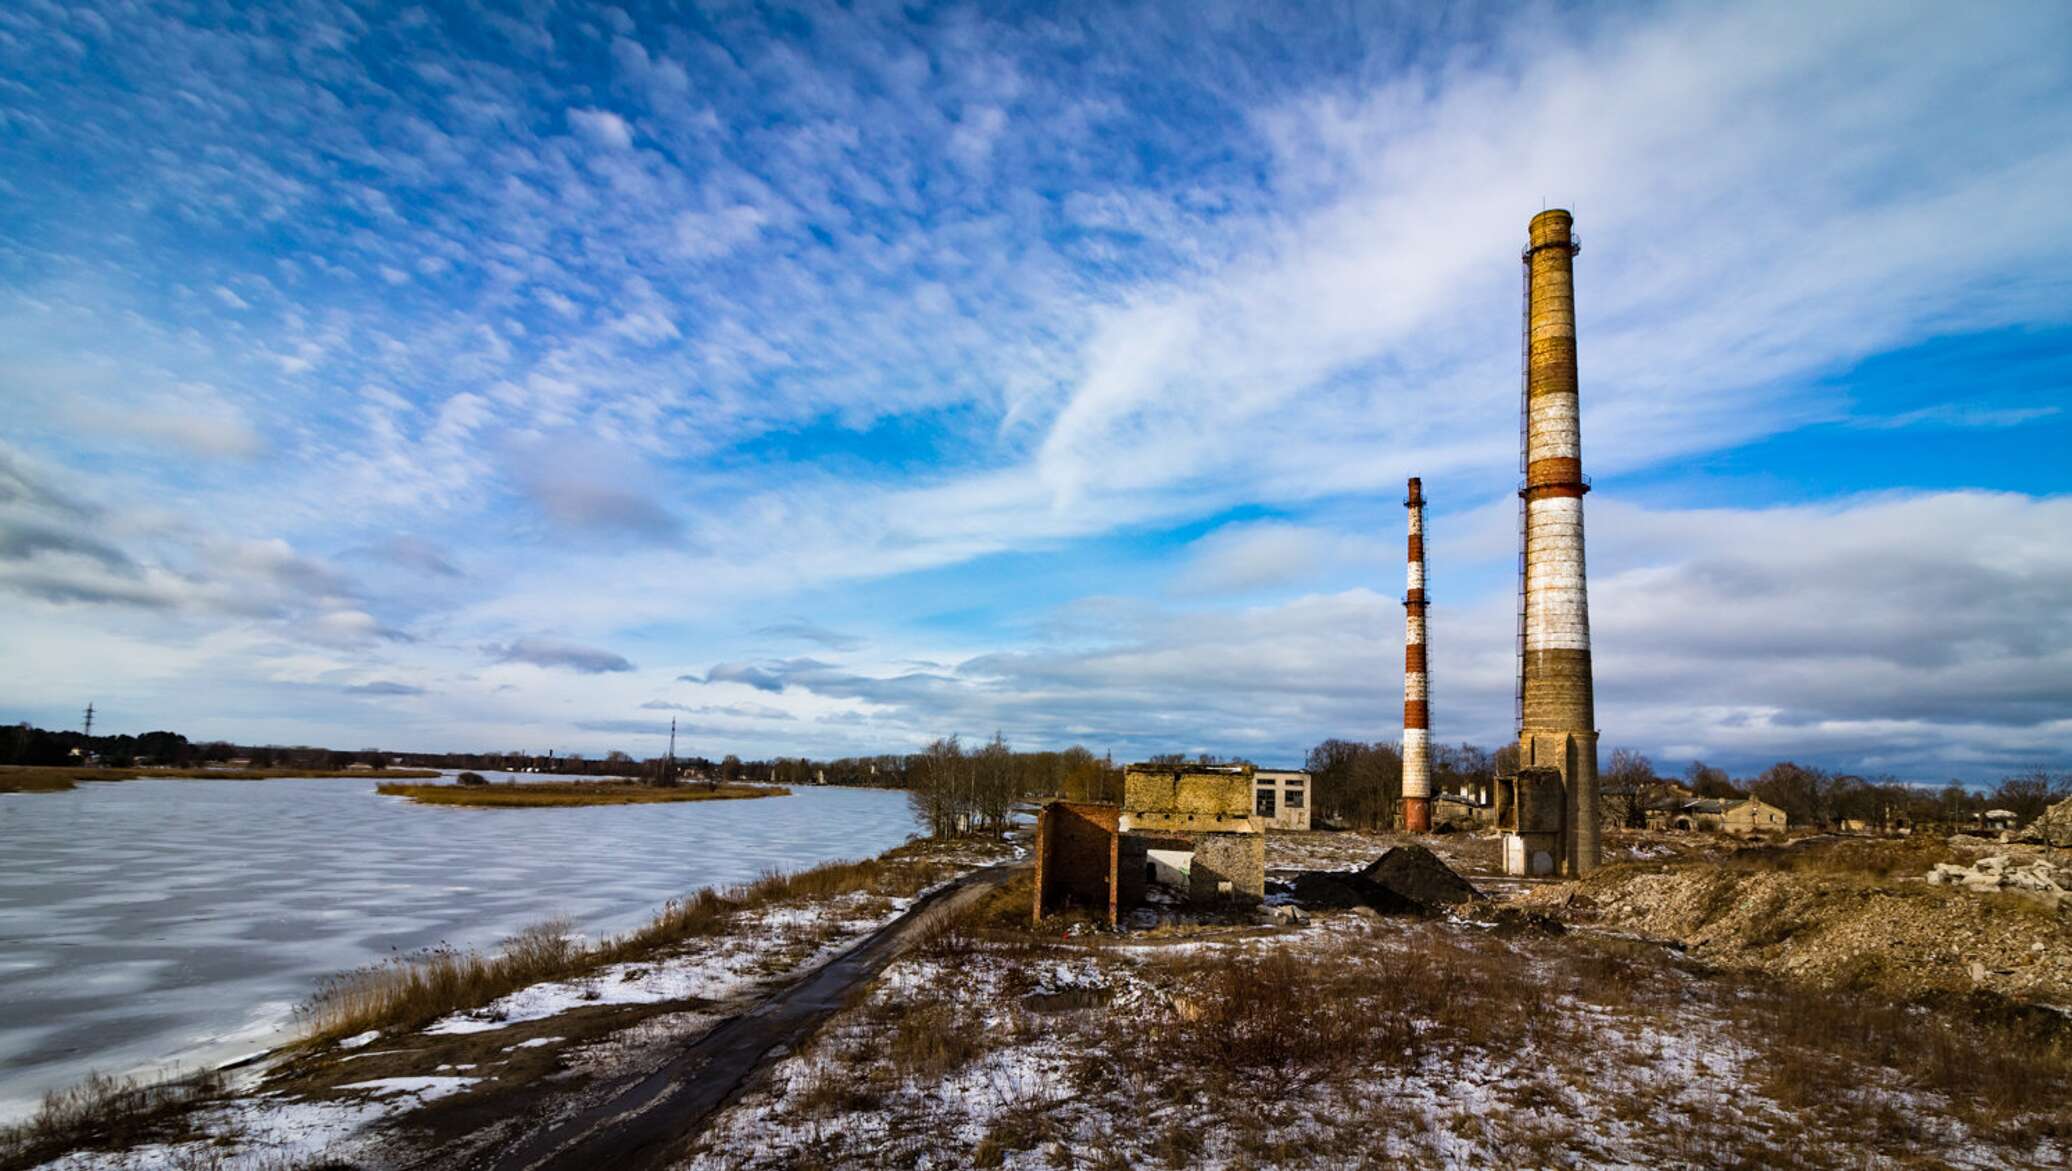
left=1646, top=796, right=1788, bottom=836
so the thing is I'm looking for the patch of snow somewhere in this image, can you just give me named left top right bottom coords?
left=30, top=1094, right=394, bottom=1171
left=424, top=949, right=769, bottom=1035
left=502, top=1036, right=564, bottom=1050
left=336, top=1029, right=381, bottom=1049
left=337, top=1075, right=480, bottom=1101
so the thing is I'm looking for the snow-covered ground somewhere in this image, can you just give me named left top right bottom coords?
left=424, top=892, right=918, bottom=1036
left=679, top=900, right=2067, bottom=1170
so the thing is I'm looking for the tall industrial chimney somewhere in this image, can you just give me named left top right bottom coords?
left=1516, top=208, right=1600, bottom=876
left=1401, top=476, right=1431, bottom=832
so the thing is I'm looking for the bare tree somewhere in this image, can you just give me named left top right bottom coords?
left=907, top=735, right=968, bottom=838
left=1603, top=748, right=1658, bottom=829
left=1684, top=760, right=1739, bottom=798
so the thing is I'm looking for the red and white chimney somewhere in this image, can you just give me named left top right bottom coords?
left=1402, top=476, right=1432, bottom=832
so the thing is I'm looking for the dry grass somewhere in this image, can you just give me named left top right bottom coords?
left=1727, top=974, right=2072, bottom=1139
left=0, top=1069, right=224, bottom=1171
left=374, top=780, right=787, bottom=807
left=0, top=766, right=440, bottom=793
left=1716, top=833, right=1962, bottom=878
left=299, top=848, right=962, bottom=1040
left=299, top=919, right=582, bottom=1038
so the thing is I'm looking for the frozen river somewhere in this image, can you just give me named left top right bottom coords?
left=0, top=775, right=921, bottom=1119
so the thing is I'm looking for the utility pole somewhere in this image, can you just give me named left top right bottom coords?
left=665, top=718, right=677, bottom=785
left=82, top=702, right=94, bottom=739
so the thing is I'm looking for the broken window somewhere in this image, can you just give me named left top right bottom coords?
left=1256, top=788, right=1276, bottom=817
left=1285, top=787, right=1304, bottom=809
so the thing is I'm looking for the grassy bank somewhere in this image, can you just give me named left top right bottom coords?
left=0, top=766, right=442, bottom=794
left=298, top=841, right=966, bottom=1040
left=373, top=780, right=789, bottom=807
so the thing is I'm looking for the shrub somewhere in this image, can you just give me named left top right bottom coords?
left=0, top=1069, right=222, bottom=1167
left=456, top=771, right=488, bottom=786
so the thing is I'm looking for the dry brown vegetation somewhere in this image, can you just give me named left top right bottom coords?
left=0, top=1069, right=225, bottom=1171
left=299, top=847, right=965, bottom=1040
left=699, top=865, right=2072, bottom=1171
left=0, top=765, right=441, bottom=793
left=374, top=780, right=787, bottom=807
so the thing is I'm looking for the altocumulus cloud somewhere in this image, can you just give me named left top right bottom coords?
left=0, top=2, right=2064, bottom=780
left=489, top=637, right=635, bottom=674
left=345, top=681, right=426, bottom=696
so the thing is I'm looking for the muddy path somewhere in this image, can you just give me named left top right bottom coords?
left=436, top=861, right=1025, bottom=1171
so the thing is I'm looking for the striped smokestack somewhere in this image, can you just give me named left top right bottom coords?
left=1401, top=476, right=1431, bottom=831
left=1517, top=208, right=1600, bottom=875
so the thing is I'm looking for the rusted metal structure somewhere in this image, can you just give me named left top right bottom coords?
left=1401, top=476, right=1431, bottom=832
left=1512, top=208, right=1600, bottom=877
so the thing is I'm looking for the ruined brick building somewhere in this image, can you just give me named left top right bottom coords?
left=1034, top=763, right=1268, bottom=925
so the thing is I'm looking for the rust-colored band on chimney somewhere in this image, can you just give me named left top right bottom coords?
left=1525, top=457, right=1586, bottom=489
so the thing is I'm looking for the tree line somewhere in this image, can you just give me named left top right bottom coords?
left=1602, top=752, right=2072, bottom=832
left=12, top=719, right=2061, bottom=834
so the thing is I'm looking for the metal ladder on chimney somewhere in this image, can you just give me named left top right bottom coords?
left=1514, top=251, right=1530, bottom=736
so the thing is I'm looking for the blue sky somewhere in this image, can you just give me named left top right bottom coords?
left=1, top=0, right=2067, bottom=782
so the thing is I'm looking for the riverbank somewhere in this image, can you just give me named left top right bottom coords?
left=373, top=781, right=788, bottom=808
left=0, top=835, right=1017, bottom=1171
left=0, top=766, right=442, bottom=793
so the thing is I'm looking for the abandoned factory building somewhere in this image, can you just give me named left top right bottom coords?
left=1035, top=763, right=1269, bottom=925
left=1254, top=769, right=1311, bottom=831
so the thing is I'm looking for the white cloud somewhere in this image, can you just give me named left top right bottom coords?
left=1176, top=521, right=1388, bottom=596
left=567, top=107, right=633, bottom=149
left=672, top=205, right=768, bottom=260
left=0, top=1, right=2064, bottom=777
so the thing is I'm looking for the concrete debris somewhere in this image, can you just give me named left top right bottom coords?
left=2015, top=795, right=2072, bottom=847
left=1262, top=903, right=1310, bottom=927
left=1928, top=855, right=2070, bottom=908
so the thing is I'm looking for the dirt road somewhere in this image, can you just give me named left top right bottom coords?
left=465, top=861, right=1023, bottom=1171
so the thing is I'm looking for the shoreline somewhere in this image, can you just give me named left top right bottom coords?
left=0, top=767, right=443, bottom=794
left=0, top=834, right=1019, bottom=1169
left=374, top=780, right=791, bottom=808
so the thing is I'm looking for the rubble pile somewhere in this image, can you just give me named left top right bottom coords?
left=1520, top=855, right=2072, bottom=1004
left=1928, top=854, right=2070, bottom=909
left=1287, top=844, right=1485, bottom=915
left=2018, top=795, right=2072, bottom=848
left=1359, top=844, right=1487, bottom=908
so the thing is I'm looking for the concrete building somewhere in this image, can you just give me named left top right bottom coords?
left=1504, top=208, right=1601, bottom=878
left=1401, top=476, right=1432, bottom=832
left=1254, top=769, right=1312, bottom=831
left=1033, top=763, right=1267, bottom=925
